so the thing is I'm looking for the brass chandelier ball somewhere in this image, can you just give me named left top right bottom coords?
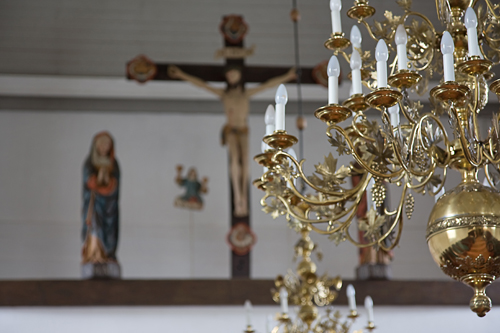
left=426, top=180, right=500, bottom=317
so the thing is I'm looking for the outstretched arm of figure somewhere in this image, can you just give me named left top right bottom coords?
left=246, top=67, right=296, bottom=97
left=168, top=65, right=224, bottom=97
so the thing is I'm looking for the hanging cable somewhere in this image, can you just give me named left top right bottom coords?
left=290, top=0, right=306, bottom=193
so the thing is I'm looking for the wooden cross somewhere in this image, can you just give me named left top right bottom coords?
left=127, top=15, right=319, bottom=279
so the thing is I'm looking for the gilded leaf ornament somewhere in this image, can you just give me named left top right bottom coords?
left=329, top=132, right=350, bottom=156
left=359, top=207, right=386, bottom=239
left=308, top=153, right=351, bottom=191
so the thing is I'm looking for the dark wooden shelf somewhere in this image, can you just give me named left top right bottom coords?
left=0, top=279, right=498, bottom=306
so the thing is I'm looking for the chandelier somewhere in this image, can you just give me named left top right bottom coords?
left=254, top=0, right=500, bottom=317
left=268, top=226, right=376, bottom=333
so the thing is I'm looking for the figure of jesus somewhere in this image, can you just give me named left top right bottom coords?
left=168, top=65, right=296, bottom=217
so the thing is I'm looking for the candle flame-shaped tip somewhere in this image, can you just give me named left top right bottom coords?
left=350, top=25, right=362, bottom=47
left=265, top=104, right=275, bottom=125
left=244, top=299, right=252, bottom=310
left=464, top=7, right=478, bottom=29
left=275, top=84, right=288, bottom=105
left=350, top=49, right=362, bottom=70
left=364, top=295, right=373, bottom=308
left=327, top=55, right=341, bottom=77
left=347, top=284, right=356, bottom=296
left=395, top=24, right=407, bottom=45
left=330, top=0, right=342, bottom=11
left=375, top=39, right=389, bottom=61
left=441, top=31, right=454, bottom=55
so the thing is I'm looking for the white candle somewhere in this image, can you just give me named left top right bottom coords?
left=375, top=39, right=389, bottom=88
left=366, top=178, right=375, bottom=209
left=395, top=24, right=408, bottom=71
left=365, top=296, right=374, bottom=324
left=441, top=31, right=455, bottom=82
left=265, top=104, right=275, bottom=136
left=262, top=104, right=275, bottom=154
left=279, top=287, right=289, bottom=314
left=346, top=284, right=357, bottom=312
left=350, top=25, right=362, bottom=50
left=388, top=104, right=400, bottom=127
left=244, top=300, right=252, bottom=327
left=327, top=55, right=340, bottom=104
left=330, top=0, right=342, bottom=34
left=464, top=7, right=481, bottom=57
left=266, top=314, right=274, bottom=333
left=275, top=84, right=288, bottom=131
left=350, top=49, right=363, bottom=95
left=433, top=185, right=445, bottom=203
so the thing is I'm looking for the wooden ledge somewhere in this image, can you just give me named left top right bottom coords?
left=0, top=279, right=498, bottom=306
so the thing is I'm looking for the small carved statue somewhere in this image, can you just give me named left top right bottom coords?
left=175, top=165, right=208, bottom=210
left=81, top=132, right=121, bottom=278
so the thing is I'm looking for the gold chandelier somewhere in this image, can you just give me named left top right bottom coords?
left=268, top=226, right=375, bottom=333
left=254, top=0, right=500, bottom=317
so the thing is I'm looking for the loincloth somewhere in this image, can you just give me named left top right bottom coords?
left=220, top=124, right=248, bottom=146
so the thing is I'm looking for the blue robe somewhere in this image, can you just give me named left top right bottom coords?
left=82, top=158, right=120, bottom=260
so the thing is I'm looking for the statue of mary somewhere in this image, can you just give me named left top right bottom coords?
left=81, top=131, right=121, bottom=278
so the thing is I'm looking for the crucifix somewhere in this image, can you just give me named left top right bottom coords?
left=127, top=15, right=318, bottom=278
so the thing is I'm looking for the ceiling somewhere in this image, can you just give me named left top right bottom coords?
left=0, top=0, right=445, bottom=78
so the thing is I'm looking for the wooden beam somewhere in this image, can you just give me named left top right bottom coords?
left=131, top=64, right=317, bottom=84
left=0, top=279, right=498, bottom=306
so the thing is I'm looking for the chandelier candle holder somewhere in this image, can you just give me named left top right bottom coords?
left=255, top=0, right=500, bottom=317
left=269, top=226, right=375, bottom=333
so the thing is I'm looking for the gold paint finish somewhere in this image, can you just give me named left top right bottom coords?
left=365, top=88, right=402, bottom=109
left=253, top=151, right=277, bottom=168
left=347, top=0, right=376, bottom=20
left=490, top=79, right=500, bottom=98
left=430, top=81, right=470, bottom=103
left=427, top=181, right=500, bottom=316
left=252, top=178, right=265, bottom=191
left=263, top=131, right=298, bottom=150
left=343, top=94, right=370, bottom=112
left=314, top=104, right=352, bottom=125
left=457, top=58, right=493, bottom=76
left=324, top=33, right=351, bottom=52
left=387, top=70, right=422, bottom=89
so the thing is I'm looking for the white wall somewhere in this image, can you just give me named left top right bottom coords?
left=0, top=106, right=458, bottom=280
left=0, top=305, right=498, bottom=333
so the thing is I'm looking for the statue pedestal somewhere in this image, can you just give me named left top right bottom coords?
left=356, top=264, right=392, bottom=280
left=81, top=262, right=121, bottom=279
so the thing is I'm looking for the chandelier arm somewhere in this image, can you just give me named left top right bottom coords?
left=352, top=113, right=376, bottom=142
left=380, top=110, right=416, bottom=175
left=358, top=19, right=382, bottom=42
left=398, top=97, right=417, bottom=125
left=479, top=42, right=499, bottom=64
left=277, top=196, right=345, bottom=225
left=450, top=104, right=484, bottom=167
left=483, top=148, right=500, bottom=164
left=484, top=0, right=500, bottom=20
left=327, top=125, right=404, bottom=178
left=272, top=151, right=367, bottom=200
left=285, top=169, right=371, bottom=206
left=418, top=114, right=453, bottom=168
left=378, top=183, right=409, bottom=251
left=406, top=161, right=438, bottom=190
left=429, top=165, right=448, bottom=196
left=401, top=12, right=438, bottom=71
left=338, top=50, right=351, bottom=64
left=385, top=112, right=431, bottom=177
left=341, top=185, right=406, bottom=249
left=484, top=164, right=497, bottom=187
